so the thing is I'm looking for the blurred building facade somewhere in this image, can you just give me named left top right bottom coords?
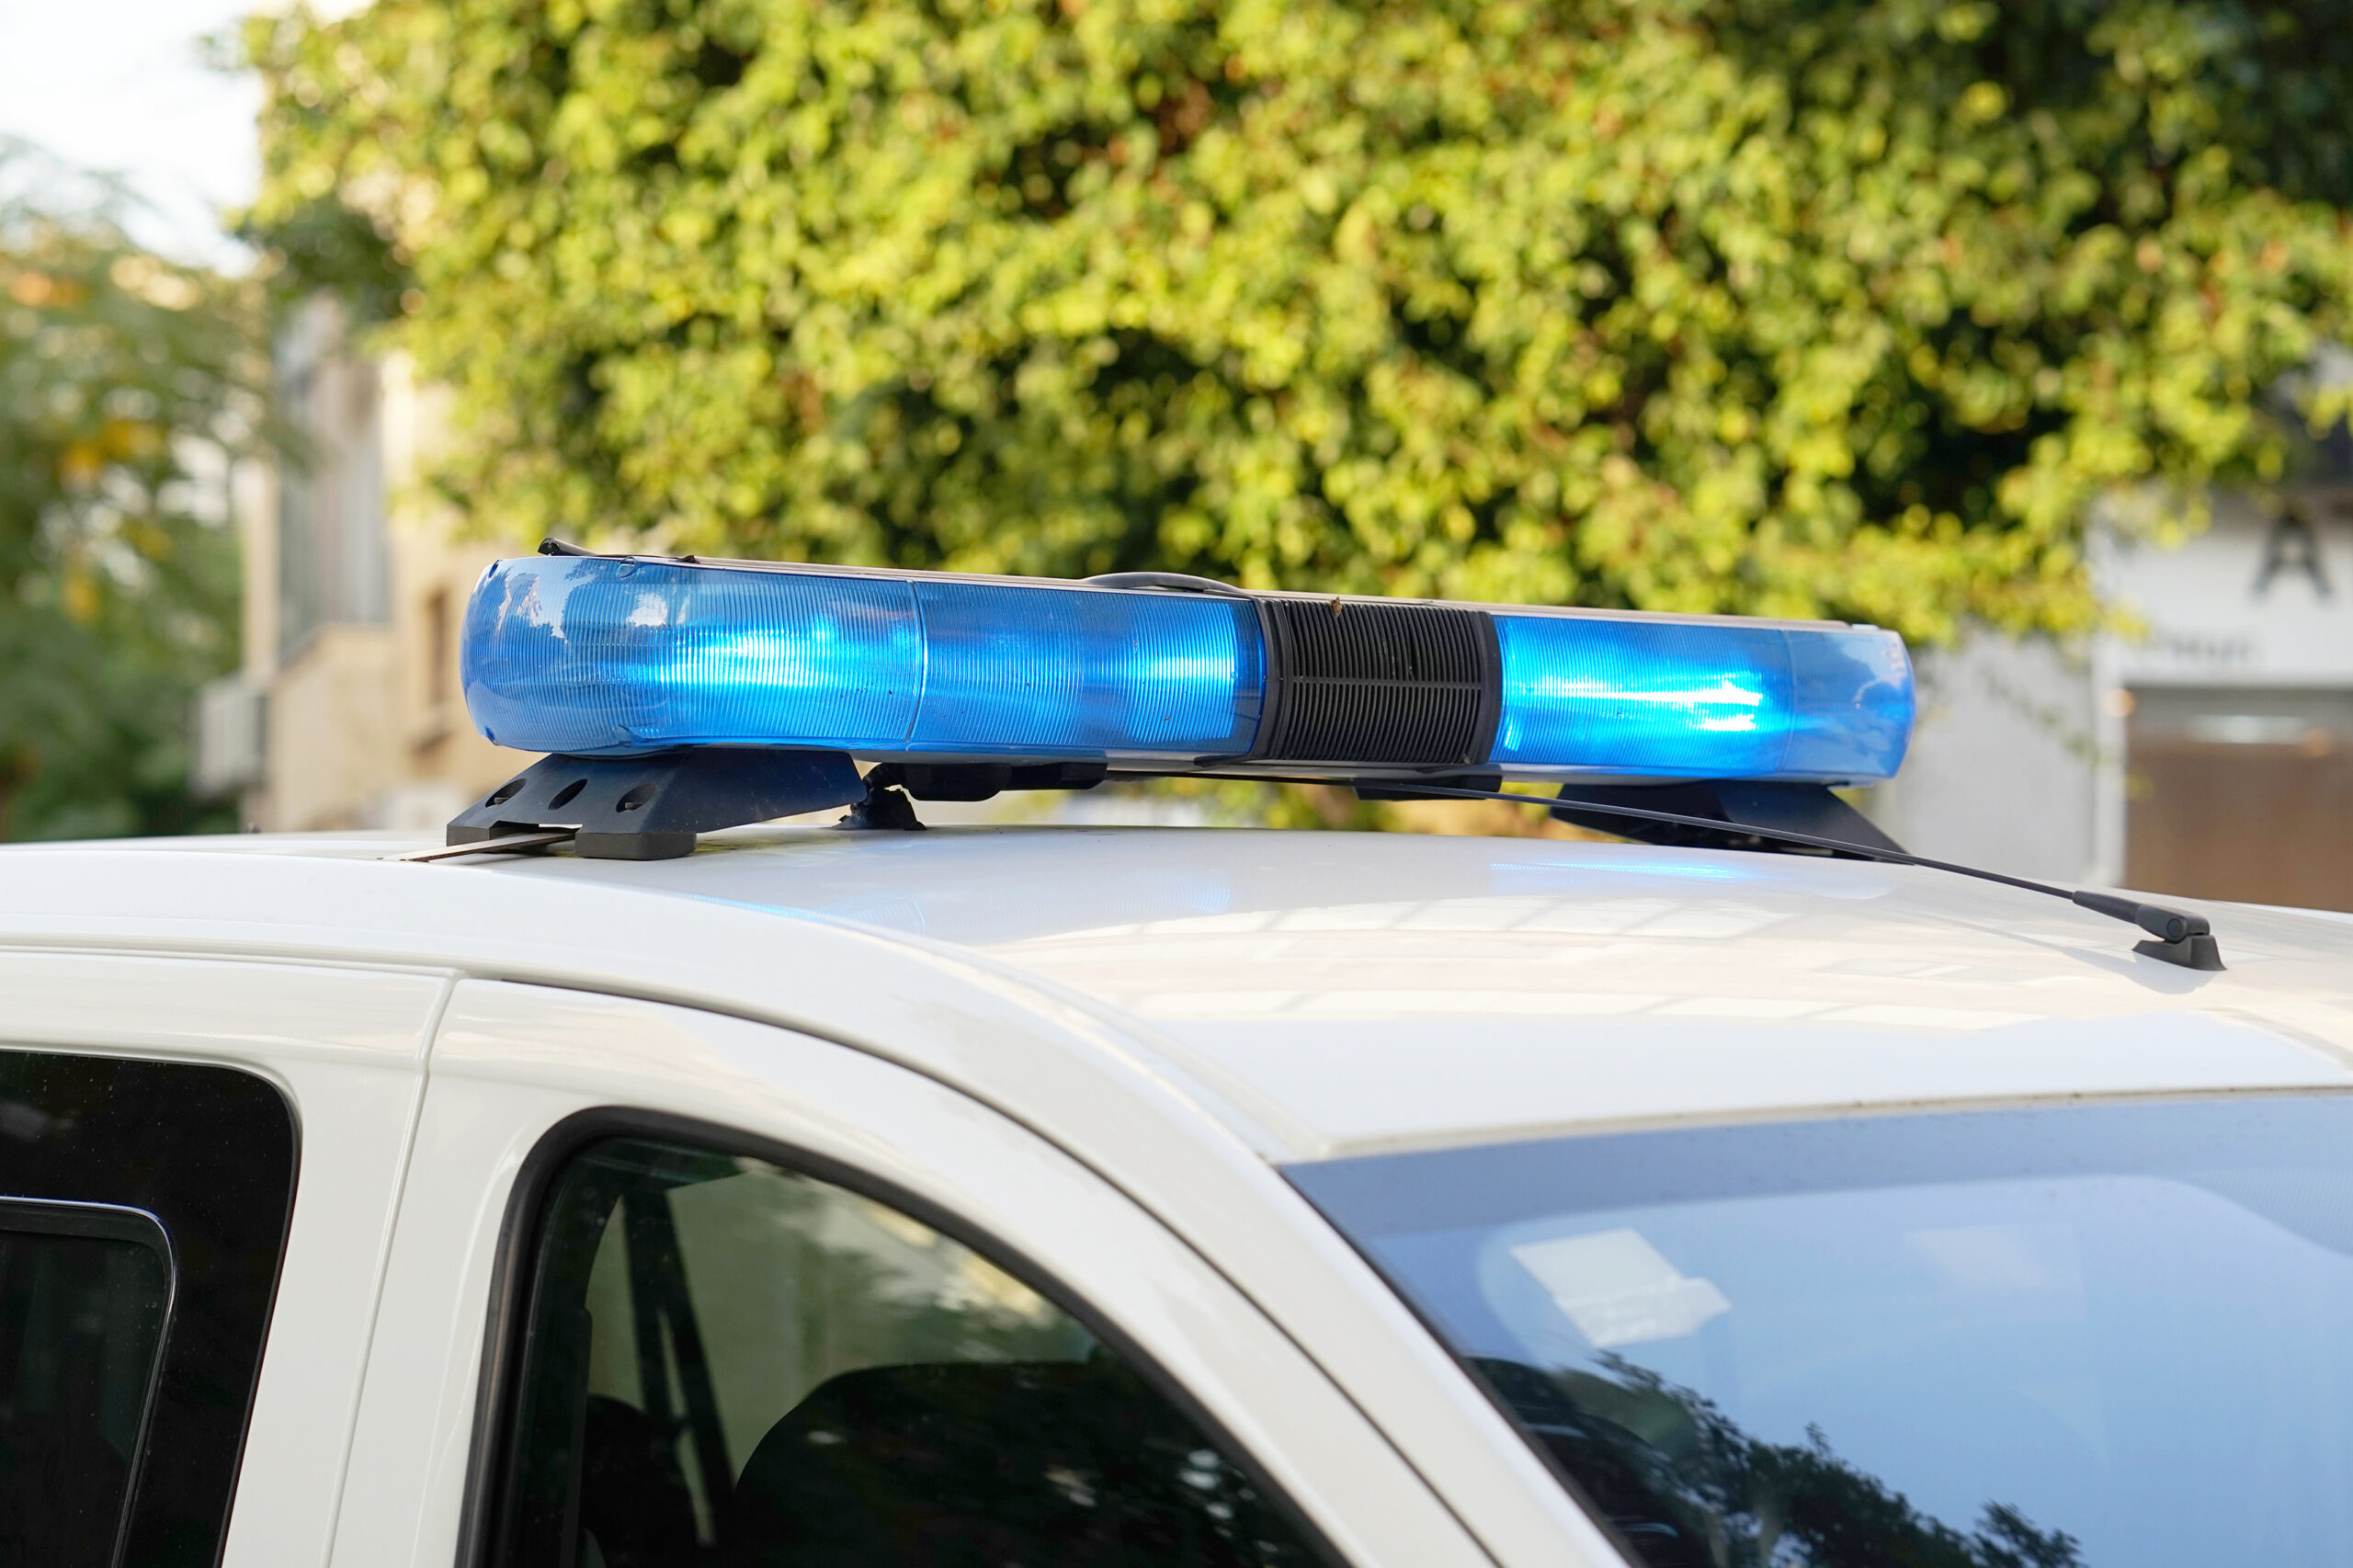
left=1874, top=488, right=2353, bottom=912
left=196, top=298, right=517, bottom=831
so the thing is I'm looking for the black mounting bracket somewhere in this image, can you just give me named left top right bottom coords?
left=1352, top=772, right=1504, bottom=801
left=838, top=767, right=926, bottom=831
left=892, top=761, right=1108, bottom=801
left=835, top=761, right=1110, bottom=830
left=1543, top=779, right=1904, bottom=856
left=447, top=747, right=867, bottom=860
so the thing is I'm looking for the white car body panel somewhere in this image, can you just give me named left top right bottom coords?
left=335, top=983, right=1517, bottom=1568
left=0, top=839, right=1649, bottom=1563
left=6, top=822, right=2353, bottom=1568
left=0, top=950, right=447, bottom=1568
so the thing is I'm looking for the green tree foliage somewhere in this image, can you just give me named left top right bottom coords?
left=248, top=0, right=2353, bottom=642
left=0, top=144, right=256, bottom=839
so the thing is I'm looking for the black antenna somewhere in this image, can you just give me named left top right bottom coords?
left=1233, top=774, right=2226, bottom=971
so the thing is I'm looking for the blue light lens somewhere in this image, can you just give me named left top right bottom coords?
left=460, top=557, right=1264, bottom=759
left=908, top=582, right=1264, bottom=755
left=1488, top=614, right=1912, bottom=781
left=1781, top=622, right=1915, bottom=779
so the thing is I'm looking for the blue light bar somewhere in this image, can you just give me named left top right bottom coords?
left=461, top=556, right=1264, bottom=761
left=460, top=555, right=1913, bottom=781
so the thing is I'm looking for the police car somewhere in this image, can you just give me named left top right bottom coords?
left=6, top=550, right=2352, bottom=1568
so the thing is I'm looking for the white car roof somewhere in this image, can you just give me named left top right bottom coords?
left=10, top=824, right=2353, bottom=1160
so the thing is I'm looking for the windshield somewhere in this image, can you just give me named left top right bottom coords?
left=1287, top=1096, right=2353, bottom=1568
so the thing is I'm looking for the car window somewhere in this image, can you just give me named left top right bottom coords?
left=0, top=1202, right=172, bottom=1566
left=0, top=1051, right=296, bottom=1567
left=489, top=1134, right=1322, bottom=1568
left=1290, top=1095, right=2353, bottom=1568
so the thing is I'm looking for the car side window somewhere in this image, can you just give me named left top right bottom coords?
left=490, top=1134, right=1323, bottom=1568
left=0, top=1202, right=172, bottom=1565
left=0, top=1051, right=297, bottom=1567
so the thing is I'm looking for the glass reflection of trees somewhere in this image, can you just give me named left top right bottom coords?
left=1477, top=1358, right=2083, bottom=1568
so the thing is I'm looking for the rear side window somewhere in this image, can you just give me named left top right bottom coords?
left=0, top=1051, right=298, bottom=1567
left=0, top=1202, right=172, bottom=1564
left=485, top=1132, right=1322, bottom=1568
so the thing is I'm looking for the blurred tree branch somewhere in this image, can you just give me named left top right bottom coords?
left=0, top=138, right=265, bottom=839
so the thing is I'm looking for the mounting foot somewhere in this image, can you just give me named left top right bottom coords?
left=447, top=748, right=866, bottom=860
left=1547, top=779, right=1904, bottom=855
left=837, top=768, right=925, bottom=831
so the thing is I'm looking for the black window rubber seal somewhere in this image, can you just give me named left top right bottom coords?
left=0, top=1050, right=300, bottom=1568
left=455, top=1104, right=1350, bottom=1568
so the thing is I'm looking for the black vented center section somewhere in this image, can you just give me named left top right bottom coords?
left=1257, top=598, right=1501, bottom=765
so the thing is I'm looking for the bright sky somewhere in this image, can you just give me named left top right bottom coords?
left=0, top=0, right=269, bottom=267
